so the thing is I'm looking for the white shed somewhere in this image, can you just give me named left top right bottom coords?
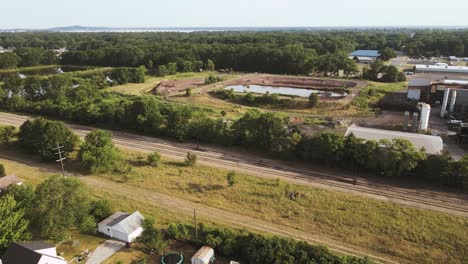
left=98, top=211, right=145, bottom=243
left=191, top=246, right=215, bottom=264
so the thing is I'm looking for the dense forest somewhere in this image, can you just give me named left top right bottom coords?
left=1, top=30, right=468, bottom=75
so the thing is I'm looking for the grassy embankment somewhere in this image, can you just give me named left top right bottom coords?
left=0, top=145, right=466, bottom=264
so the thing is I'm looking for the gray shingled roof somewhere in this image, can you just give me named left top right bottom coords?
left=99, top=211, right=144, bottom=235
left=0, top=175, right=22, bottom=189
left=1, top=242, right=59, bottom=264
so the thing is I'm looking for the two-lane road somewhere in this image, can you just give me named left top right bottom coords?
left=0, top=111, right=467, bottom=217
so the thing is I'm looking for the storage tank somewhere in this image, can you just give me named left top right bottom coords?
left=191, top=246, right=215, bottom=264
left=419, top=103, right=431, bottom=131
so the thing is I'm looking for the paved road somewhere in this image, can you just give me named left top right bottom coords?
left=86, top=240, right=125, bottom=264
left=0, top=111, right=467, bottom=218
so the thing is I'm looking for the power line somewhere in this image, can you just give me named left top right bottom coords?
left=53, top=142, right=66, bottom=177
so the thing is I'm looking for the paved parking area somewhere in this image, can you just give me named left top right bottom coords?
left=86, top=240, right=125, bottom=264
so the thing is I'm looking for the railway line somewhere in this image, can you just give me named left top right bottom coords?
left=1, top=111, right=467, bottom=217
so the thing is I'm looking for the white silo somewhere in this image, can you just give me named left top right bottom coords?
left=419, top=103, right=431, bottom=131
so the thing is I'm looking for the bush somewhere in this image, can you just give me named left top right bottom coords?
left=0, top=125, right=16, bottom=144
left=0, top=164, right=5, bottom=177
left=308, top=93, right=319, bottom=108
left=184, top=152, right=198, bottom=166
left=205, top=75, right=223, bottom=85
left=226, top=171, right=237, bottom=187
left=185, top=87, right=192, bottom=97
left=147, top=152, right=161, bottom=167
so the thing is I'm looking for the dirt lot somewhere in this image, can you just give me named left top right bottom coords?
left=225, top=74, right=367, bottom=90
left=152, top=77, right=206, bottom=95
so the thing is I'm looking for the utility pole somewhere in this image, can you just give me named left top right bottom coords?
left=54, top=142, right=66, bottom=177
left=194, top=209, right=198, bottom=240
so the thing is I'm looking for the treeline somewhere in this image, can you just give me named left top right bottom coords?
left=1, top=78, right=467, bottom=189
left=162, top=223, right=370, bottom=264
left=0, top=47, right=59, bottom=69
left=0, top=66, right=146, bottom=101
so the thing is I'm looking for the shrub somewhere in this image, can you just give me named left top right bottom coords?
left=0, top=125, right=16, bottom=144
left=226, top=171, right=237, bottom=187
left=0, top=164, right=5, bottom=177
left=184, top=152, right=198, bottom=166
left=147, top=152, right=161, bottom=167
left=186, top=87, right=192, bottom=97
left=205, top=75, right=223, bottom=85
left=308, top=93, right=319, bottom=108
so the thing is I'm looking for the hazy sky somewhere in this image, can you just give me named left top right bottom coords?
left=2, top=0, right=468, bottom=28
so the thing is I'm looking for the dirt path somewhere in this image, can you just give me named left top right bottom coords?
left=0, top=111, right=467, bottom=218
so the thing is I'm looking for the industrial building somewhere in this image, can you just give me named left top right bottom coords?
left=414, top=64, right=468, bottom=74
left=406, top=79, right=468, bottom=118
left=345, top=125, right=443, bottom=155
left=349, top=50, right=380, bottom=63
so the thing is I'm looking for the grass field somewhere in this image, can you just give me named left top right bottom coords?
left=1, top=145, right=466, bottom=263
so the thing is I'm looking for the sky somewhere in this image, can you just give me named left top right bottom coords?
left=2, top=0, right=468, bottom=29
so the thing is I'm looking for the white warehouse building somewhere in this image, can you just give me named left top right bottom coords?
left=98, top=211, right=145, bottom=243
left=345, top=125, right=443, bottom=155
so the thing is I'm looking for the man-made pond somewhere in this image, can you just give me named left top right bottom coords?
left=224, top=85, right=346, bottom=98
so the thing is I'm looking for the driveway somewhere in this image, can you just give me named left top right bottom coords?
left=86, top=240, right=126, bottom=264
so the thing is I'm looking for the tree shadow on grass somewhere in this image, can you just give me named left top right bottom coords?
left=188, top=182, right=224, bottom=193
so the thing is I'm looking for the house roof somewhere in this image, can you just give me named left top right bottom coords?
left=356, top=56, right=375, bottom=61
left=409, top=79, right=431, bottom=87
left=349, top=50, right=380, bottom=57
left=17, top=241, right=54, bottom=251
left=0, top=175, right=22, bottom=189
left=1, top=242, right=61, bottom=264
left=345, top=125, right=443, bottom=155
left=99, top=211, right=144, bottom=235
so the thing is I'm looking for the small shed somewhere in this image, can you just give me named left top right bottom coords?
left=191, top=246, right=215, bottom=264
left=98, top=211, right=144, bottom=243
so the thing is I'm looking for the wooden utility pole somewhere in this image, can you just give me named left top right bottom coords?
left=53, top=142, right=66, bottom=177
left=194, top=209, right=198, bottom=240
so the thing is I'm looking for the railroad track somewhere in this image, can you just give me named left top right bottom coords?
left=1, top=112, right=467, bottom=217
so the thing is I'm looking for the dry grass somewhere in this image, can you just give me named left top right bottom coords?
left=1, top=148, right=467, bottom=263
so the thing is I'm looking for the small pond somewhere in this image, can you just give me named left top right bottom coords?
left=224, top=84, right=346, bottom=98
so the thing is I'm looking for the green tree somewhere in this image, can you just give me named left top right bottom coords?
left=147, top=152, right=161, bottom=167
left=156, top=65, right=169, bottom=77
left=0, top=52, right=20, bottom=69
left=308, top=93, right=319, bottom=108
left=78, top=130, right=121, bottom=174
left=184, top=152, right=198, bottom=166
left=167, top=62, right=178, bottom=75
left=206, top=59, right=215, bottom=71
left=0, top=125, right=16, bottom=144
left=17, top=118, right=79, bottom=160
left=34, top=175, right=90, bottom=241
left=138, top=217, right=167, bottom=253
left=89, top=200, right=112, bottom=222
left=0, top=195, right=30, bottom=251
left=380, top=47, right=397, bottom=61
left=226, top=171, right=237, bottom=187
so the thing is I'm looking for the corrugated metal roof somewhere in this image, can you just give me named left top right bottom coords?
left=415, top=64, right=468, bottom=73
left=409, top=79, right=431, bottom=87
left=349, top=50, right=380, bottom=57
left=345, top=125, right=443, bottom=155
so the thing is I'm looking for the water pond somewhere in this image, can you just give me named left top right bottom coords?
left=224, top=85, right=346, bottom=98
